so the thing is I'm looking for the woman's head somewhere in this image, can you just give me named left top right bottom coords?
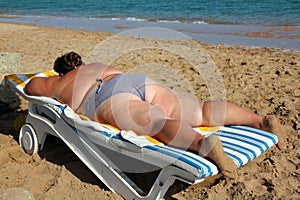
left=53, top=51, right=83, bottom=75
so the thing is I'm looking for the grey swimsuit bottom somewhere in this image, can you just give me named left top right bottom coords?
left=84, top=74, right=146, bottom=119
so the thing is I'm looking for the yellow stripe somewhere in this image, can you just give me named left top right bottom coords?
left=43, top=70, right=58, bottom=77
left=5, top=71, right=57, bottom=88
left=145, top=136, right=164, bottom=145
left=5, top=74, right=28, bottom=88
left=198, top=126, right=220, bottom=132
left=102, top=124, right=120, bottom=132
left=25, top=74, right=36, bottom=79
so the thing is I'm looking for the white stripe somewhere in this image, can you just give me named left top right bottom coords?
left=218, top=134, right=262, bottom=157
left=223, top=145, right=253, bottom=166
left=152, top=145, right=217, bottom=176
left=217, top=130, right=268, bottom=151
left=223, top=143, right=255, bottom=160
left=227, top=154, right=242, bottom=167
left=16, top=74, right=32, bottom=83
left=222, top=126, right=275, bottom=147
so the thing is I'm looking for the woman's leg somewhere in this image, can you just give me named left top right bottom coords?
left=175, top=95, right=263, bottom=128
left=97, top=94, right=237, bottom=178
left=199, top=101, right=282, bottom=148
left=176, top=96, right=283, bottom=150
left=146, top=82, right=282, bottom=144
left=199, top=101, right=263, bottom=128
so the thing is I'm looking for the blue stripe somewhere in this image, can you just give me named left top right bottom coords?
left=214, top=131, right=267, bottom=153
left=146, top=145, right=213, bottom=177
left=222, top=141, right=253, bottom=162
left=102, top=132, right=213, bottom=177
left=87, top=131, right=213, bottom=178
left=224, top=151, right=243, bottom=167
left=115, top=134, right=214, bottom=176
left=223, top=140, right=256, bottom=159
left=229, top=126, right=278, bottom=144
left=216, top=132, right=265, bottom=153
left=221, top=129, right=271, bottom=149
left=100, top=131, right=113, bottom=138
left=160, top=146, right=214, bottom=176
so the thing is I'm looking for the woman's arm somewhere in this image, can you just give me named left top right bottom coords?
left=25, top=76, right=60, bottom=97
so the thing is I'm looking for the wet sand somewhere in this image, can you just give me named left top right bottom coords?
left=0, top=15, right=300, bottom=49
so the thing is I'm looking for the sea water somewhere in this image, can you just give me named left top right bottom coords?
left=0, top=0, right=299, bottom=49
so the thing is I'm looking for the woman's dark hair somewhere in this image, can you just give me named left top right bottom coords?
left=53, top=51, right=83, bottom=75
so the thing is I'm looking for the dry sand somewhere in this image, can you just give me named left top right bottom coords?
left=0, top=22, right=299, bottom=199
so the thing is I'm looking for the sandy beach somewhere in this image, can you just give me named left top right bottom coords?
left=0, top=22, right=299, bottom=199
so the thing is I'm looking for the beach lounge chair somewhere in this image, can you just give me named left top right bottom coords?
left=2, top=70, right=278, bottom=200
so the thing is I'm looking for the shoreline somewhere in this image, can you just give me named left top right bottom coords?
left=0, top=15, right=300, bottom=51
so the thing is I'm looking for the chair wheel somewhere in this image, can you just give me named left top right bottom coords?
left=19, top=124, right=39, bottom=155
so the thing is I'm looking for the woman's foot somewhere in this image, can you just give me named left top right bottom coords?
left=200, top=135, right=237, bottom=178
left=260, top=115, right=284, bottom=150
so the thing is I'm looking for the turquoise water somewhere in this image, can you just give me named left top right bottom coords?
left=0, top=0, right=299, bottom=25
left=0, top=0, right=299, bottom=49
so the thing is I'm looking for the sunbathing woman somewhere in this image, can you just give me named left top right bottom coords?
left=25, top=52, right=283, bottom=178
